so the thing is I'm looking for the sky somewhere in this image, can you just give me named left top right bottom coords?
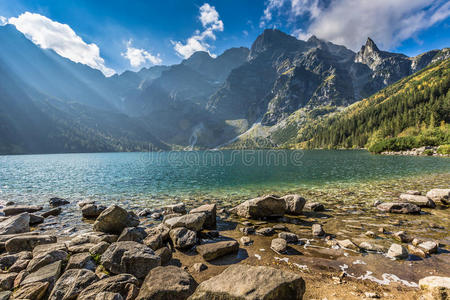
left=0, top=0, right=449, bottom=76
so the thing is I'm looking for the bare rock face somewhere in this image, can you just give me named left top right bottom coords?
left=196, top=241, right=239, bottom=261
left=283, top=194, right=306, bottom=215
left=100, top=241, right=161, bottom=279
left=0, top=213, right=30, bottom=235
left=189, top=264, right=305, bottom=300
left=229, top=195, right=286, bottom=219
left=190, top=204, right=217, bottom=228
left=399, top=194, right=436, bottom=208
left=78, top=274, right=139, bottom=300
left=93, top=205, right=139, bottom=234
left=49, top=269, right=98, bottom=300
left=376, top=202, right=421, bottom=214
left=426, top=189, right=450, bottom=205
left=136, top=266, right=197, bottom=300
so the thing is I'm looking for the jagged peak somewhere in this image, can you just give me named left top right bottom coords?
left=363, top=37, right=379, bottom=52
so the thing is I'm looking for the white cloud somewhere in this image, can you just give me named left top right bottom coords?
left=121, top=40, right=162, bottom=68
left=0, top=16, right=7, bottom=26
left=172, top=3, right=224, bottom=59
left=8, top=12, right=115, bottom=76
left=262, top=0, right=450, bottom=51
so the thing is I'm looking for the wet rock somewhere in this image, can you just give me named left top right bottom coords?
left=29, top=214, right=45, bottom=225
left=312, top=224, right=325, bottom=236
left=229, top=195, right=286, bottom=219
left=66, top=252, right=96, bottom=271
left=407, top=245, right=426, bottom=258
left=272, top=224, right=288, bottom=231
left=239, top=226, right=255, bottom=235
left=337, top=239, right=359, bottom=251
left=255, top=227, right=275, bottom=236
left=190, top=204, right=216, bottom=229
left=137, top=208, right=153, bottom=217
left=101, top=241, right=160, bottom=279
left=0, top=213, right=30, bottom=235
left=78, top=200, right=95, bottom=208
left=192, top=262, right=208, bottom=272
left=164, top=213, right=206, bottom=231
left=117, top=227, right=147, bottom=243
left=41, top=208, right=62, bottom=218
left=27, top=250, right=68, bottom=273
left=136, top=266, right=197, bottom=300
left=163, top=203, right=186, bottom=215
left=77, top=274, right=139, bottom=300
left=49, top=197, right=69, bottom=207
left=278, top=232, right=298, bottom=243
left=155, top=247, right=172, bottom=265
left=49, top=269, right=98, bottom=300
left=0, top=272, right=17, bottom=290
left=81, top=204, right=106, bottom=219
left=387, top=243, right=408, bottom=259
left=399, top=194, right=436, bottom=208
left=189, top=264, right=305, bottom=300
left=143, top=233, right=163, bottom=251
left=283, top=194, right=306, bottom=215
left=239, top=236, right=253, bottom=246
left=12, top=281, right=49, bottom=300
left=2, top=206, right=42, bottom=216
left=169, top=227, right=197, bottom=250
left=419, top=276, right=450, bottom=300
left=426, top=189, right=450, bottom=205
left=93, top=205, right=139, bottom=234
left=21, top=260, right=62, bottom=291
left=418, top=241, right=438, bottom=255
left=151, top=212, right=162, bottom=220
left=376, top=202, right=421, bottom=214
left=271, top=238, right=287, bottom=253
left=196, top=241, right=239, bottom=261
left=393, top=231, right=413, bottom=243
left=6, top=235, right=57, bottom=253
left=304, top=202, right=325, bottom=212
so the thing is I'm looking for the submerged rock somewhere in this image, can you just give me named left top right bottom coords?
left=229, top=195, right=286, bottom=219
left=399, top=194, right=436, bottom=208
left=196, top=241, right=239, bottom=261
left=49, top=197, right=70, bottom=207
left=376, top=202, right=421, bottom=214
left=93, top=205, right=139, bottom=234
left=304, top=202, right=325, bottom=212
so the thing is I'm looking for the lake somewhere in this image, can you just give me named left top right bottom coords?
left=1, top=150, right=449, bottom=208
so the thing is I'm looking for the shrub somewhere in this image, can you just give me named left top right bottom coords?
left=437, top=144, right=450, bottom=155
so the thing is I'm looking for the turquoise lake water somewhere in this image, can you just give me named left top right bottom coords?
left=0, top=150, right=449, bottom=207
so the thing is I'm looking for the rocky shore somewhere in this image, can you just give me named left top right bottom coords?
left=0, top=185, right=449, bottom=299
left=381, top=146, right=450, bottom=157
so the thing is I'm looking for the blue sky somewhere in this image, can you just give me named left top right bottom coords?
left=0, top=0, right=449, bottom=76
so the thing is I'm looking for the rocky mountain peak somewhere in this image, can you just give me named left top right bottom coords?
left=249, top=29, right=303, bottom=59
left=364, top=37, right=380, bottom=52
left=355, top=37, right=384, bottom=69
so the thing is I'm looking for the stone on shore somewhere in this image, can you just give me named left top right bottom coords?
left=155, top=247, right=172, bottom=265
left=95, top=292, right=123, bottom=300
left=163, top=203, right=186, bottom=215
left=0, top=213, right=30, bottom=235
left=418, top=241, right=438, bottom=255
left=419, top=276, right=450, bottom=300
left=377, top=202, right=421, bottom=214
left=77, top=274, right=139, bottom=300
left=2, top=205, right=43, bottom=216
left=312, top=224, right=325, bottom=236
left=81, top=204, right=106, bottom=219
left=164, top=213, right=206, bottom=232
left=393, top=231, right=412, bottom=243
left=49, top=197, right=69, bottom=207
left=101, top=241, right=160, bottom=279
left=12, top=282, right=49, bottom=300
left=271, top=238, right=287, bottom=253
left=93, top=205, right=139, bottom=234
left=30, top=214, right=45, bottom=225
left=239, top=236, right=253, bottom=246
left=41, top=208, right=62, bottom=218
left=191, top=262, right=208, bottom=272
left=189, top=264, right=305, bottom=300
left=136, top=266, right=197, bottom=300
left=399, top=194, right=436, bottom=208
left=426, top=189, right=450, bottom=205
left=66, top=252, right=96, bottom=271
left=117, top=227, right=147, bottom=243
left=278, top=232, right=298, bottom=243
left=283, top=194, right=306, bottom=215
left=21, top=260, right=62, bottom=291
left=89, top=242, right=110, bottom=256
left=6, top=235, right=57, bottom=253
left=337, top=239, right=359, bottom=251
left=0, top=272, right=17, bottom=290
left=143, top=233, right=163, bottom=251
left=229, top=195, right=286, bottom=219
left=26, top=249, right=68, bottom=273
left=196, top=241, right=239, bottom=261
left=255, top=227, right=275, bottom=236
left=406, top=190, right=421, bottom=195
left=387, top=243, right=408, bottom=259
left=407, top=245, right=426, bottom=258
left=0, top=291, right=11, bottom=300
left=49, top=269, right=98, bottom=300
left=190, top=204, right=216, bottom=228
left=169, top=227, right=197, bottom=250
left=304, top=202, right=325, bottom=212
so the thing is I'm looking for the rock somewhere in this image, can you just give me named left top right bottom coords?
left=164, top=213, right=206, bottom=232
left=191, top=263, right=208, bottom=272
left=6, top=235, right=57, bottom=253
left=406, top=190, right=421, bottom=195
left=146, top=224, right=170, bottom=242
left=230, top=195, right=286, bottom=219
left=93, top=205, right=139, bottom=234
left=418, top=241, right=438, bottom=255
left=78, top=200, right=95, bottom=208
left=407, top=245, right=426, bottom=258
left=66, top=252, right=96, bottom=271
left=9, top=258, right=30, bottom=273
left=189, top=264, right=305, bottom=300
left=278, top=232, right=298, bottom=243
left=283, top=194, right=306, bottom=215
left=94, top=265, right=109, bottom=280
left=0, top=272, right=17, bottom=290
left=49, top=197, right=69, bottom=207
left=21, top=260, right=62, bottom=290
left=95, top=292, right=123, bottom=300
left=143, top=233, right=163, bottom=251
left=190, top=204, right=216, bottom=228
left=136, top=266, right=197, bottom=300
left=27, top=250, right=68, bottom=273
left=373, top=200, right=382, bottom=207
left=304, top=202, right=324, bottom=212
left=82, top=205, right=106, bottom=219
left=337, top=239, right=359, bottom=251
left=12, top=282, right=49, bottom=300
left=399, top=194, right=436, bottom=208
left=117, top=227, right=147, bottom=243
left=426, top=189, right=450, bottom=205
left=376, top=202, right=421, bottom=214
left=387, top=243, right=408, bottom=259
left=163, top=203, right=186, bottom=215
left=0, top=213, right=30, bottom=235
left=359, top=242, right=383, bottom=252
left=0, top=291, right=11, bottom=300
left=67, top=244, right=97, bottom=254
left=169, top=227, right=197, bottom=250
left=239, top=236, right=253, bottom=246
left=77, top=274, right=139, bottom=300
left=393, top=231, right=412, bottom=243
left=151, top=212, right=162, bottom=220
left=101, top=241, right=160, bottom=279
left=155, top=247, right=172, bottom=265
left=89, top=242, right=110, bottom=256
left=29, top=214, right=45, bottom=225
left=2, top=206, right=42, bottom=216
left=49, top=269, right=98, bottom=300
left=196, top=241, right=239, bottom=261
left=419, top=276, right=450, bottom=300
left=412, top=237, right=425, bottom=246
left=312, top=224, right=325, bottom=236
left=255, top=227, right=275, bottom=236
left=163, top=213, right=182, bottom=222
left=272, top=224, right=288, bottom=231
left=239, top=226, right=255, bottom=235
left=41, top=207, right=62, bottom=218
left=365, top=231, right=376, bottom=238
left=271, top=238, right=287, bottom=253
left=137, top=208, right=153, bottom=217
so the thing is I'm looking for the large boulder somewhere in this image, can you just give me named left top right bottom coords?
left=229, top=195, right=286, bottom=219
left=49, top=269, right=98, bottom=300
left=2, top=205, right=42, bottom=216
left=399, top=194, right=436, bottom=208
left=426, top=189, right=450, bottom=205
left=189, top=264, right=305, bottom=299
left=0, top=272, right=17, bottom=290
left=21, top=260, right=62, bottom=291
left=376, top=202, right=421, bottom=214
left=66, top=252, right=96, bottom=271
left=78, top=274, right=139, bottom=300
left=283, top=195, right=306, bottom=215
left=27, top=249, right=68, bottom=273
left=169, top=227, right=197, bottom=250
left=81, top=204, right=106, bottom=219
left=196, top=241, right=239, bottom=261
left=164, top=213, right=206, bottom=231
left=11, top=282, right=49, bottom=300
left=136, top=266, right=197, bottom=300
left=93, top=205, right=139, bottom=234
left=0, top=213, right=30, bottom=235
left=117, top=227, right=147, bottom=243
left=190, top=204, right=216, bottom=228
left=419, top=276, right=450, bottom=300
left=100, top=241, right=161, bottom=279
left=5, top=235, right=57, bottom=253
